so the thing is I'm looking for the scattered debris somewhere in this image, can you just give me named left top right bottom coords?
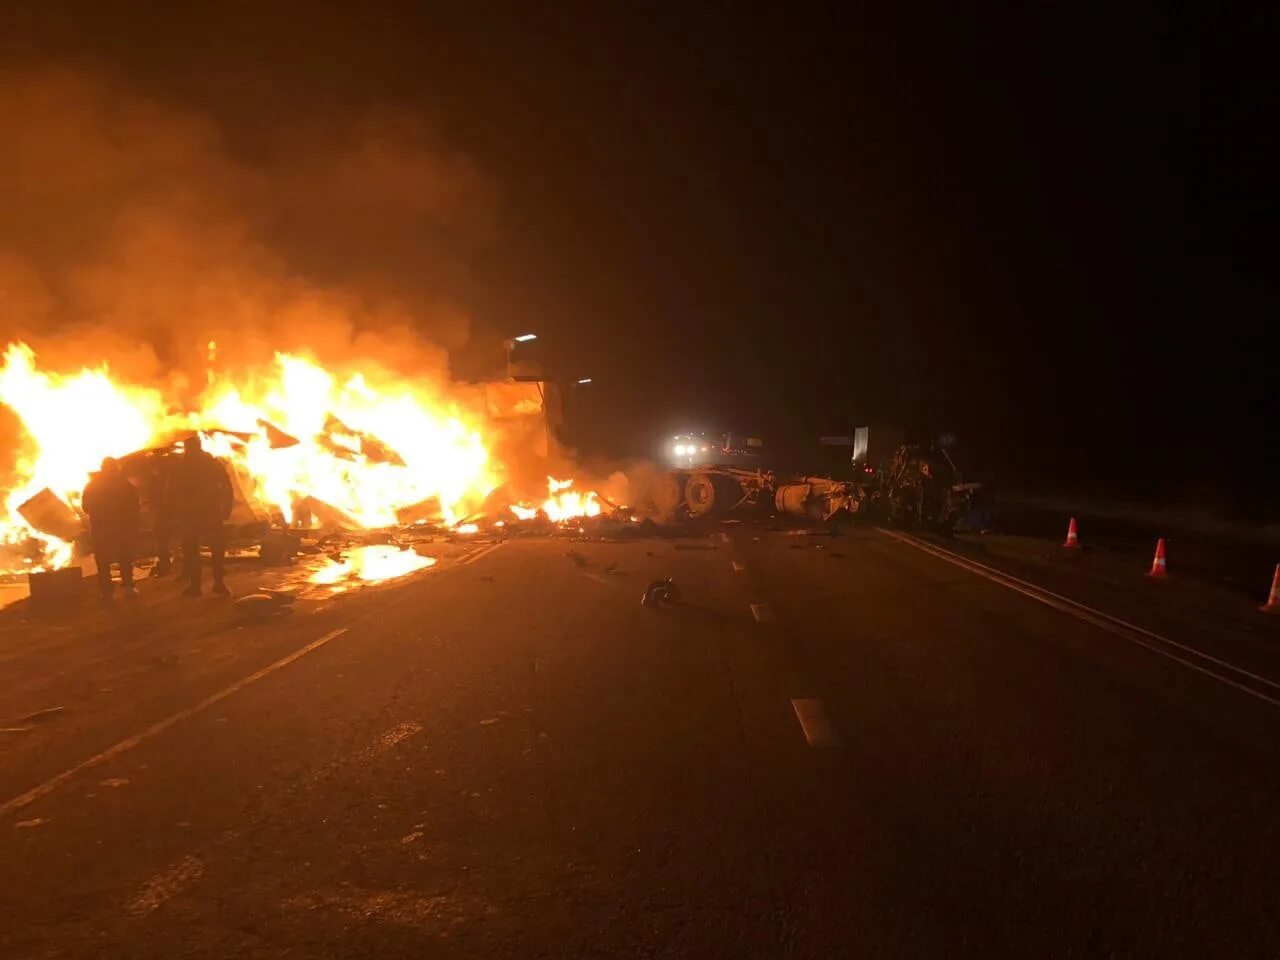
left=28, top=567, right=84, bottom=607
left=479, top=718, right=501, bottom=726
left=100, top=777, right=130, bottom=788
left=233, top=593, right=295, bottom=620
left=14, top=818, right=47, bottom=829
left=295, top=495, right=363, bottom=532
left=565, top=551, right=588, bottom=566
left=0, top=726, right=33, bottom=734
left=17, top=488, right=84, bottom=542
left=259, top=531, right=301, bottom=566
left=641, top=578, right=679, bottom=607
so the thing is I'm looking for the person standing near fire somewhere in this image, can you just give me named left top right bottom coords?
left=147, top=451, right=177, bottom=577
left=166, top=434, right=233, bottom=596
left=81, top=457, right=140, bottom=598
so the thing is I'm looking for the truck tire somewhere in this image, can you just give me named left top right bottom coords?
left=685, top=471, right=740, bottom=518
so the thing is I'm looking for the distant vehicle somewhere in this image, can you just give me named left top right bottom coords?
left=662, top=430, right=762, bottom=470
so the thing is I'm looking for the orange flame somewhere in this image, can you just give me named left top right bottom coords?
left=0, top=342, right=608, bottom=574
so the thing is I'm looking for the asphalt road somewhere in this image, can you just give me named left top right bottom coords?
left=2, top=526, right=1279, bottom=958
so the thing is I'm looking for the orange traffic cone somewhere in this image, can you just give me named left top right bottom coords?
left=1148, top=538, right=1167, bottom=578
left=1063, top=517, right=1080, bottom=548
left=1261, top=565, right=1280, bottom=613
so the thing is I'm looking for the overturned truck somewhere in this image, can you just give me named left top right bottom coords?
left=640, top=427, right=978, bottom=533
left=642, top=463, right=859, bottom=525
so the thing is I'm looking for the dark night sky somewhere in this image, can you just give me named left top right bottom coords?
left=2, top=3, right=1276, bottom=511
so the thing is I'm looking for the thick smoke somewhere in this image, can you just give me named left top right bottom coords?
left=0, top=65, right=508, bottom=493
left=0, top=66, right=497, bottom=386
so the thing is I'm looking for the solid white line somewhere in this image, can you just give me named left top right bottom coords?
left=0, top=628, right=350, bottom=817
left=791, top=699, right=840, bottom=747
left=750, top=603, right=772, bottom=622
left=878, top=528, right=1280, bottom=709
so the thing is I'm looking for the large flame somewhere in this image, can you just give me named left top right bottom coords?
left=310, top=545, right=436, bottom=586
left=0, top=341, right=609, bottom=575
left=197, top=352, right=494, bottom=528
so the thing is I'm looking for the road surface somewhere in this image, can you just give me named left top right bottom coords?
left=2, top=525, right=1278, bottom=958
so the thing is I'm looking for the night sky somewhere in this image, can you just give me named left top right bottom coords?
left=2, top=3, right=1275, bottom=513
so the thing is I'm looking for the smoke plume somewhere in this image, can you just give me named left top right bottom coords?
left=0, top=66, right=498, bottom=385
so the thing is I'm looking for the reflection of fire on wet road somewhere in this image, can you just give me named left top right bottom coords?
left=309, top=545, right=436, bottom=589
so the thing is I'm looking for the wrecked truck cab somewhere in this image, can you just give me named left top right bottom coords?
left=115, top=440, right=271, bottom=558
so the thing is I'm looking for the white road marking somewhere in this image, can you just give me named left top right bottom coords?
left=731, top=561, right=745, bottom=572
left=376, top=721, right=423, bottom=752
left=791, top=699, right=840, bottom=747
left=127, top=855, right=204, bottom=916
left=0, top=628, right=349, bottom=817
left=879, top=528, right=1280, bottom=709
left=459, top=542, right=505, bottom=566
left=579, top=570, right=615, bottom=587
left=750, top=603, right=772, bottom=622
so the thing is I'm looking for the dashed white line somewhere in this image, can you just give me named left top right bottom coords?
left=375, top=721, right=423, bottom=752
left=127, top=855, right=204, bottom=916
left=459, top=541, right=505, bottom=566
left=0, top=628, right=350, bottom=817
left=791, top=699, right=840, bottom=747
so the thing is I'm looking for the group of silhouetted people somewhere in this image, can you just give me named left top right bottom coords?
left=80, top=435, right=233, bottom=599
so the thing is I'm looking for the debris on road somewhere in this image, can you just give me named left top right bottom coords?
left=566, top=550, right=588, bottom=566
left=17, top=488, right=84, bottom=543
left=28, top=567, right=84, bottom=608
left=233, top=593, right=295, bottom=620
left=641, top=578, right=679, bottom=607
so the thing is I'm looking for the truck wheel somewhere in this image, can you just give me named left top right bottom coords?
left=685, top=472, right=740, bottom=518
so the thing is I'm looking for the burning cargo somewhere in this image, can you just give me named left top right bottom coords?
left=0, top=342, right=607, bottom=576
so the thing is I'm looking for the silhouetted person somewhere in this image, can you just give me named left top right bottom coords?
left=82, top=457, right=140, bottom=598
left=166, top=435, right=233, bottom=596
left=148, top=453, right=176, bottom=576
